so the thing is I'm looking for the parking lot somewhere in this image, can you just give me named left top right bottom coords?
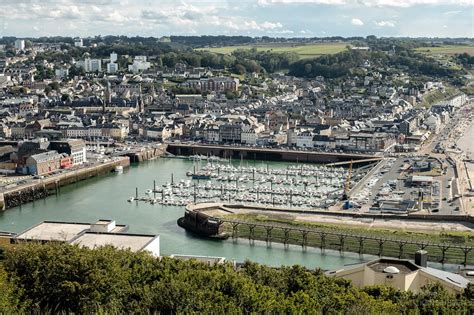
left=349, top=154, right=460, bottom=214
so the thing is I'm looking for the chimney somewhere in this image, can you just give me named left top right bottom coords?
left=415, top=250, right=428, bottom=267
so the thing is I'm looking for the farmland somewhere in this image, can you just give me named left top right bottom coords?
left=415, top=44, right=474, bottom=56
left=196, top=42, right=348, bottom=59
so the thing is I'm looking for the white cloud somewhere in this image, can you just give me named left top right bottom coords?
left=351, top=18, right=364, bottom=26
left=257, top=0, right=472, bottom=7
left=0, top=0, right=471, bottom=37
left=374, top=20, right=396, bottom=27
left=443, top=10, right=461, bottom=15
left=258, top=0, right=345, bottom=5
left=140, top=3, right=284, bottom=33
left=260, top=21, right=284, bottom=30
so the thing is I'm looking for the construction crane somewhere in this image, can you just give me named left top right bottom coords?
left=342, top=160, right=353, bottom=201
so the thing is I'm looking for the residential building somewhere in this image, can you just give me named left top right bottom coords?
left=65, top=126, right=102, bottom=139
left=107, top=62, right=119, bottom=74
left=180, top=77, right=239, bottom=92
left=19, top=103, right=39, bottom=117
left=49, top=140, right=87, bottom=166
left=101, top=124, right=128, bottom=140
left=79, top=58, right=102, bottom=72
left=219, top=123, right=241, bottom=143
left=74, top=38, right=83, bottom=47
left=55, top=68, right=69, bottom=80
left=14, top=39, right=25, bottom=50
left=110, top=52, right=118, bottom=63
left=25, top=151, right=62, bottom=175
left=145, top=126, right=171, bottom=141
left=128, top=56, right=151, bottom=73
left=296, top=131, right=314, bottom=148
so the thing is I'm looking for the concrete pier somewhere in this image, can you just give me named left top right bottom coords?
left=1, top=157, right=130, bottom=211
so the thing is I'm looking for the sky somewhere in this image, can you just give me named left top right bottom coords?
left=0, top=0, right=472, bottom=38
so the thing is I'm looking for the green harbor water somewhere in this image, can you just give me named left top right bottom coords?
left=0, top=158, right=376, bottom=269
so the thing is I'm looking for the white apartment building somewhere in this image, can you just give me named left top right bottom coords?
left=78, top=58, right=102, bottom=72
left=128, top=56, right=151, bottom=73
left=241, top=129, right=257, bottom=145
left=110, top=52, right=118, bottom=63
left=296, top=131, right=314, bottom=148
left=107, top=63, right=118, bottom=73
left=74, top=38, right=83, bottom=47
left=14, top=39, right=25, bottom=50
left=55, top=68, right=69, bottom=80
left=65, top=127, right=102, bottom=139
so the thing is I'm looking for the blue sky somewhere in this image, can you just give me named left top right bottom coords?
left=0, top=0, right=472, bottom=38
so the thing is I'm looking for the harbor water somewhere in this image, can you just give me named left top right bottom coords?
left=0, top=158, right=376, bottom=269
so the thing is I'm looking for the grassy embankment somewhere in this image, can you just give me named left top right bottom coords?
left=196, top=42, right=347, bottom=59
left=221, top=213, right=474, bottom=264
left=420, top=86, right=459, bottom=108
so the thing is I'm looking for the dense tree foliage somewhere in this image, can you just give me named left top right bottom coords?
left=456, top=53, right=474, bottom=67
left=0, top=243, right=472, bottom=313
left=170, top=35, right=254, bottom=48
left=25, top=36, right=468, bottom=83
left=289, top=47, right=460, bottom=79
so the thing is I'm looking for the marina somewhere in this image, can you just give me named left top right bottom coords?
left=129, top=158, right=370, bottom=209
left=0, top=158, right=375, bottom=269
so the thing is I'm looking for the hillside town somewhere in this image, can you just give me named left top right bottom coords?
left=0, top=0, right=473, bottom=309
left=0, top=39, right=468, bottom=153
left=0, top=37, right=472, bottom=218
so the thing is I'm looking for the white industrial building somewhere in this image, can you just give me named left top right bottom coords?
left=13, top=220, right=161, bottom=257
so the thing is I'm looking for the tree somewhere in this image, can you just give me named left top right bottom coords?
left=1, top=243, right=472, bottom=313
left=44, top=86, right=52, bottom=95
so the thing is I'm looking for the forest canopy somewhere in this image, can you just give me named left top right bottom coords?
left=0, top=243, right=472, bottom=314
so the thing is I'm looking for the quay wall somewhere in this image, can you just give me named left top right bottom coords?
left=125, top=144, right=168, bottom=163
left=0, top=157, right=130, bottom=211
left=166, top=144, right=380, bottom=164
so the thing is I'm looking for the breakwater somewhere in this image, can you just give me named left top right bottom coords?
left=179, top=203, right=474, bottom=265
left=0, top=157, right=130, bottom=211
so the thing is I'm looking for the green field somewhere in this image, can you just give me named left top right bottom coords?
left=415, top=44, right=474, bottom=56
left=196, top=42, right=347, bottom=59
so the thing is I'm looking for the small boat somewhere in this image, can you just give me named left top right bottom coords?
left=114, top=165, right=124, bottom=173
left=127, top=197, right=135, bottom=202
left=192, top=173, right=211, bottom=180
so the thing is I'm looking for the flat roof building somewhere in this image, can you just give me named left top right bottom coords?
left=71, top=232, right=160, bottom=257
left=12, top=219, right=160, bottom=256
left=410, top=175, right=433, bottom=186
left=13, top=220, right=128, bottom=243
